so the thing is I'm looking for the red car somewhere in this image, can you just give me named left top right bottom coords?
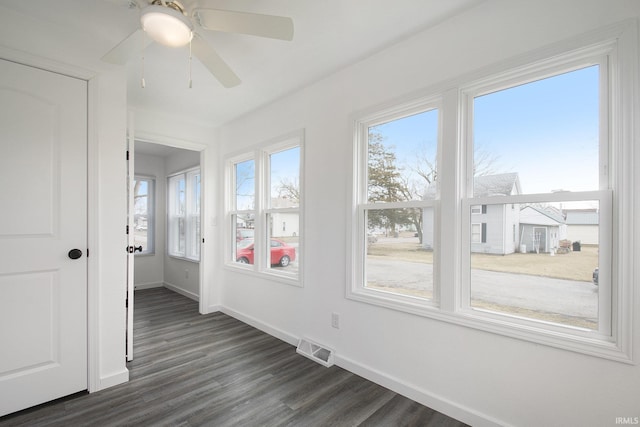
left=236, top=238, right=296, bottom=267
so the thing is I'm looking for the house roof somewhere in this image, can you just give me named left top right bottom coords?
left=520, top=205, right=565, bottom=225
left=564, top=209, right=599, bottom=225
left=423, top=172, right=520, bottom=200
left=473, top=173, right=520, bottom=197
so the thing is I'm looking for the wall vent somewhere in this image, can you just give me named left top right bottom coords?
left=296, top=337, right=334, bottom=367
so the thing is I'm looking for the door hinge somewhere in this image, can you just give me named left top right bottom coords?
left=126, top=150, right=130, bottom=161
left=126, top=225, right=129, bottom=235
left=86, top=248, right=89, bottom=258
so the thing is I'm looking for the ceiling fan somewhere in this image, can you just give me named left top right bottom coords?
left=102, top=0, right=294, bottom=88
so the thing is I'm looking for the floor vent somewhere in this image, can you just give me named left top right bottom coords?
left=296, top=338, right=334, bottom=367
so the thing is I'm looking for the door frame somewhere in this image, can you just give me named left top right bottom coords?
left=132, top=130, right=208, bottom=315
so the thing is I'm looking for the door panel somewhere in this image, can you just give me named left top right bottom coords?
left=0, top=59, right=87, bottom=416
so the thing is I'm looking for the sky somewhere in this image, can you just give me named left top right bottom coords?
left=234, top=146, right=300, bottom=211
left=370, top=65, right=600, bottom=201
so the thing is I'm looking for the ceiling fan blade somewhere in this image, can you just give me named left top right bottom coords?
left=194, top=9, right=294, bottom=41
left=102, top=29, right=151, bottom=64
left=191, top=34, right=241, bottom=88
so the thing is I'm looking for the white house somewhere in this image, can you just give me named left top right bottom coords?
left=564, top=208, right=599, bottom=245
left=424, top=173, right=522, bottom=254
left=1, top=2, right=639, bottom=426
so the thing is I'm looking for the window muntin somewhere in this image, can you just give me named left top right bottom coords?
left=463, top=62, right=610, bottom=335
left=227, top=135, right=303, bottom=284
left=168, top=168, right=200, bottom=261
left=353, top=104, right=440, bottom=306
left=133, top=176, right=154, bottom=255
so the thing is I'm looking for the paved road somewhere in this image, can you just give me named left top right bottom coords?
left=366, top=258, right=597, bottom=319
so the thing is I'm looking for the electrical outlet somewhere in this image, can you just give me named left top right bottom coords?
left=331, top=312, right=340, bottom=329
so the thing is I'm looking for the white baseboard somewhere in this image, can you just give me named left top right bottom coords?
left=206, top=304, right=222, bottom=314
left=95, top=368, right=129, bottom=392
left=134, top=281, right=163, bottom=290
left=220, top=306, right=299, bottom=347
left=335, top=354, right=505, bottom=427
left=163, top=282, right=199, bottom=302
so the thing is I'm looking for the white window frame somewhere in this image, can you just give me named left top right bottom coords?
left=167, top=166, right=200, bottom=262
left=348, top=96, right=442, bottom=313
left=460, top=44, right=615, bottom=345
left=225, top=131, right=304, bottom=286
left=133, top=175, right=155, bottom=255
left=347, top=23, right=636, bottom=362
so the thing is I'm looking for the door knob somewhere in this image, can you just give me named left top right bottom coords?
left=68, top=249, right=83, bottom=259
left=134, top=245, right=143, bottom=253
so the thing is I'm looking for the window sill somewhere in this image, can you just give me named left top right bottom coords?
left=167, top=254, right=200, bottom=263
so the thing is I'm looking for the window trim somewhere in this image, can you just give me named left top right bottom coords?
left=225, top=130, right=304, bottom=287
left=347, top=23, right=636, bottom=363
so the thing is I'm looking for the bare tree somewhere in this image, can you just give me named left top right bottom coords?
left=276, top=177, right=300, bottom=203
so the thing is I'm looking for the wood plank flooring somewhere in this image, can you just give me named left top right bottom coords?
left=0, top=287, right=468, bottom=427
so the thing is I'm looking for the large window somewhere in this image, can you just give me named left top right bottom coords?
left=351, top=100, right=440, bottom=308
left=227, top=133, right=303, bottom=284
left=168, top=168, right=200, bottom=261
left=133, top=176, right=154, bottom=255
left=462, top=63, right=609, bottom=335
left=350, top=30, right=636, bottom=361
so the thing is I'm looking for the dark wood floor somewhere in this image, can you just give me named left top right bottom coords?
left=0, top=287, right=467, bottom=427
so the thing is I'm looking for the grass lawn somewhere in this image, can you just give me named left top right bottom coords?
left=368, top=240, right=598, bottom=282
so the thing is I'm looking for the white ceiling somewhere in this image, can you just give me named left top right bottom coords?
left=0, top=0, right=482, bottom=127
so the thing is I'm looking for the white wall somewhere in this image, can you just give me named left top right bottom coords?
left=216, top=1, right=640, bottom=426
left=134, top=152, right=166, bottom=289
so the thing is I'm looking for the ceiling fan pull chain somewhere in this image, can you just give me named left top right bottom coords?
left=141, top=31, right=146, bottom=88
left=188, top=34, right=193, bottom=89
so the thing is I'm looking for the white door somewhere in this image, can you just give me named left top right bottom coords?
left=0, top=59, right=88, bottom=416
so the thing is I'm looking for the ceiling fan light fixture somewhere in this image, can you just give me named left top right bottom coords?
left=140, top=5, right=193, bottom=47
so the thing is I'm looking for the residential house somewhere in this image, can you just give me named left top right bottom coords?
left=424, top=173, right=522, bottom=254
left=519, top=205, right=568, bottom=253
left=564, top=208, right=599, bottom=245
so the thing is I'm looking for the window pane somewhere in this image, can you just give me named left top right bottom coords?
left=266, top=212, right=299, bottom=274
left=270, top=146, right=300, bottom=208
left=469, top=201, right=600, bottom=330
left=187, top=171, right=201, bottom=260
left=365, top=208, right=433, bottom=300
left=133, top=178, right=154, bottom=254
left=232, top=213, right=255, bottom=265
left=473, top=66, right=600, bottom=195
left=235, top=159, right=255, bottom=210
left=367, top=109, right=439, bottom=203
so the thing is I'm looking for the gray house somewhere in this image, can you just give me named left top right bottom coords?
left=519, top=205, right=567, bottom=253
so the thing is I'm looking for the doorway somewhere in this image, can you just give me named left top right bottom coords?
left=127, top=140, right=204, bottom=360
